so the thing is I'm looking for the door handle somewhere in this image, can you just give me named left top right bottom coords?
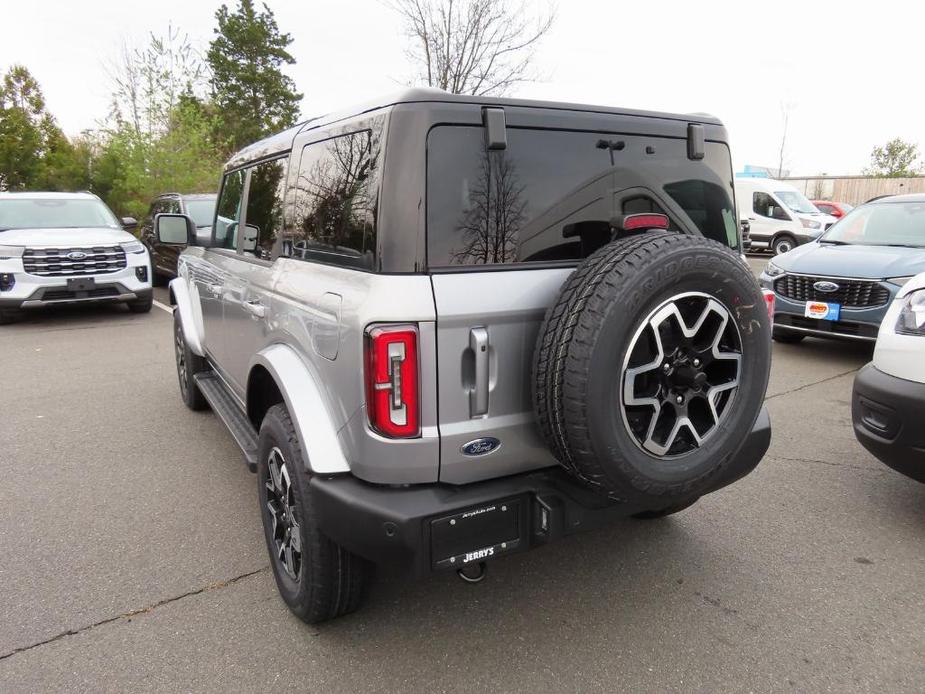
left=748, top=217, right=757, bottom=221
left=469, top=327, right=489, bottom=417
left=244, top=299, right=266, bottom=318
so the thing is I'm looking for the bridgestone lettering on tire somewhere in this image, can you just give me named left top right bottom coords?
left=533, top=232, right=771, bottom=501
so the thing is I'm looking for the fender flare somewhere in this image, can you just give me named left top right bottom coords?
left=168, top=278, right=205, bottom=357
left=251, top=344, right=351, bottom=475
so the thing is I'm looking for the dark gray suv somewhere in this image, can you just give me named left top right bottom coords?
left=156, top=89, right=772, bottom=622
left=138, top=192, right=216, bottom=284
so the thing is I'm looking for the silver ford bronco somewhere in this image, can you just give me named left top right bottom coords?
left=159, top=89, right=772, bottom=623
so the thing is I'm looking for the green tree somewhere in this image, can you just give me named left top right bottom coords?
left=864, top=138, right=922, bottom=178
left=0, top=65, right=69, bottom=190
left=207, top=0, right=301, bottom=151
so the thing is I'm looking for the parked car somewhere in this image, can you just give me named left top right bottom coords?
left=760, top=194, right=925, bottom=343
left=852, top=270, right=925, bottom=482
left=0, top=191, right=152, bottom=324
left=139, top=192, right=216, bottom=284
left=159, top=89, right=772, bottom=623
left=812, top=200, right=853, bottom=218
left=736, top=177, right=838, bottom=255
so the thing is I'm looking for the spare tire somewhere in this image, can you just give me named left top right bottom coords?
left=533, top=232, right=770, bottom=501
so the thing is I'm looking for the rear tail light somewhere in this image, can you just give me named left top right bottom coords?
left=762, top=289, right=776, bottom=322
left=365, top=324, right=420, bottom=438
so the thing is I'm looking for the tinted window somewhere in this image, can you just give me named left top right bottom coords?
left=285, top=131, right=377, bottom=269
left=243, top=157, right=287, bottom=259
left=214, top=170, right=245, bottom=250
left=184, top=198, right=216, bottom=227
left=165, top=198, right=181, bottom=214
left=815, top=203, right=834, bottom=214
left=427, top=126, right=738, bottom=267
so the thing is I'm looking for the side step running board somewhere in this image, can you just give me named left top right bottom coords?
left=194, top=372, right=258, bottom=472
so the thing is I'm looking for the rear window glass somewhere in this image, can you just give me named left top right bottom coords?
left=426, top=126, right=738, bottom=268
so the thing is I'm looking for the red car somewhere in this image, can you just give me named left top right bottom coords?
left=812, top=200, right=853, bottom=218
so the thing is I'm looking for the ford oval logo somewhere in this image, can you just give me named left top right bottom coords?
left=813, top=280, right=840, bottom=293
left=461, top=437, right=501, bottom=457
left=67, top=251, right=88, bottom=260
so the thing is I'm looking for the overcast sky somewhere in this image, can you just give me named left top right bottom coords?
left=2, top=0, right=922, bottom=176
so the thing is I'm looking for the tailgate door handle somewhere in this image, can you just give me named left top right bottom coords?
left=469, top=327, right=489, bottom=417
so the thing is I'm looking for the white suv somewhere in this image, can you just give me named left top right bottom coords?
left=853, top=271, right=925, bottom=482
left=0, top=192, right=152, bottom=323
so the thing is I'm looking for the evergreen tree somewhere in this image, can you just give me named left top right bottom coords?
left=207, top=0, right=302, bottom=152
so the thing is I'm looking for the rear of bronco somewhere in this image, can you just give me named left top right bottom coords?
left=168, top=91, right=771, bottom=623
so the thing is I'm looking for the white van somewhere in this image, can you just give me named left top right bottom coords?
left=735, top=177, right=837, bottom=255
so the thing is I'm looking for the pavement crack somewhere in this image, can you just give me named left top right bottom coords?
left=0, top=566, right=269, bottom=663
left=769, top=455, right=886, bottom=473
left=764, top=367, right=861, bottom=401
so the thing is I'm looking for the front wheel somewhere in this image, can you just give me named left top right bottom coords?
left=127, top=293, right=153, bottom=313
left=174, top=310, right=208, bottom=410
left=0, top=308, right=23, bottom=325
left=772, top=328, right=805, bottom=344
left=257, top=404, right=372, bottom=624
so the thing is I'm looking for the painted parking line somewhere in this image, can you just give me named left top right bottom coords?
left=153, top=299, right=173, bottom=315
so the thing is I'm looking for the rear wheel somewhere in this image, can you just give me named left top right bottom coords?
left=258, top=404, right=372, bottom=624
left=772, top=234, right=797, bottom=255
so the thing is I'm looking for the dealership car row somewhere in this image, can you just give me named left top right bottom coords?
left=1, top=180, right=922, bottom=478
left=0, top=105, right=922, bottom=624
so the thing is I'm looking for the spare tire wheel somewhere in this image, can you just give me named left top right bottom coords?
left=533, top=232, right=771, bottom=501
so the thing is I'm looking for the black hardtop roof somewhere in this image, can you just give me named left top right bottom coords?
left=226, top=88, right=723, bottom=171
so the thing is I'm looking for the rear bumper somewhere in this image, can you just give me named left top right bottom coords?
left=310, top=407, right=771, bottom=576
left=852, top=364, right=925, bottom=482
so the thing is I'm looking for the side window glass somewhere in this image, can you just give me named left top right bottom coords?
left=214, top=170, right=246, bottom=250
left=754, top=192, right=790, bottom=221
left=754, top=192, right=773, bottom=217
left=243, top=157, right=288, bottom=259
left=287, top=131, right=377, bottom=269
left=167, top=199, right=181, bottom=214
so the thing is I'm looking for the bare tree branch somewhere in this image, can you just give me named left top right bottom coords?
left=388, top=0, right=555, bottom=96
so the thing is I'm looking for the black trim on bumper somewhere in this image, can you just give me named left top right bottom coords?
left=310, top=408, right=771, bottom=576
left=0, top=283, right=145, bottom=308
left=852, top=364, right=925, bottom=482
left=774, top=313, right=879, bottom=341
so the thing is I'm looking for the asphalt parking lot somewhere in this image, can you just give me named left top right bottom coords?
left=1, top=256, right=923, bottom=693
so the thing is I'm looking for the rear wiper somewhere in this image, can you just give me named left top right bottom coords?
left=817, top=239, right=849, bottom=245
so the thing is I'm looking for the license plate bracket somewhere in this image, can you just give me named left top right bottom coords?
left=430, top=498, right=524, bottom=570
left=67, top=277, right=96, bottom=292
